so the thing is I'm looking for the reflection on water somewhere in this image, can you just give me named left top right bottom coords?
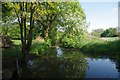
left=56, top=47, right=63, bottom=58
left=2, top=48, right=120, bottom=79
left=85, top=58, right=118, bottom=78
left=21, top=50, right=87, bottom=78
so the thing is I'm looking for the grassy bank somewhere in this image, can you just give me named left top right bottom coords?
left=2, top=39, right=50, bottom=57
left=2, top=37, right=120, bottom=58
left=81, top=38, right=120, bottom=54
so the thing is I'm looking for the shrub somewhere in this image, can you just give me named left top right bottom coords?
left=61, top=35, right=90, bottom=49
left=30, top=41, right=50, bottom=55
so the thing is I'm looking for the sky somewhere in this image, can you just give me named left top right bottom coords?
left=79, top=1, right=119, bottom=32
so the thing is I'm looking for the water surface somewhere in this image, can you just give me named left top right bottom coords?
left=2, top=48, right=120, bottom=79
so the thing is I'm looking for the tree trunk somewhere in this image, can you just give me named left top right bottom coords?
left=26, top=2, right=35, bottom=55
left=14, top=2, right=27, bottom=63
left=14, top=2, right=35, bottom=63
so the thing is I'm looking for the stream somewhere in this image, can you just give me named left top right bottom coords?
left=2, top=48, right=120, bottom=79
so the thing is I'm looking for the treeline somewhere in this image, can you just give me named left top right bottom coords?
left=91, top=28, right=118, bottom=37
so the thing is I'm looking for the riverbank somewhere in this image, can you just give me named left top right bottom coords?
left=2, top=37, right=120, bottom=58
left=81, top=39, right=120, bottom=54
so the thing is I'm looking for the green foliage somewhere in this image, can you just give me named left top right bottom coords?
left=2, top=2, right=15, bottom=22
left=101, top=28, right=118, bottom=37
left=2, top=45, right=22, bottom=58
left=60, top=2, right=88, bottom=48
left=61, top=36, right=85, bottom=48
left=2, top=2, right=88, bottom=50
left=34, top=2, right=88, bottom=47
left=49, top=27, right=58, bottom=46
left=12, top=40, right=21, bottom=45
left=81, top=38, right=120, bottom=54
left=30, top=41, right=50, bottom=55
left=91, top=29, right=104, bottom=37
left=1, top=3, right=19, bottom=38
left=1, top=23, right=20, bottom=38
left=4, top=2, right=119, bottom=58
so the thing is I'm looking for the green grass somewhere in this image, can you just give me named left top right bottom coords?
left=12, top=40, right=21, bottom=45
left=2, top=39, right=50, bottom=57
left=2, top=45, right=22, bottom=58
left=12, top=39, right=44, bottom=45
left=81, top=38, right=120, bottom=54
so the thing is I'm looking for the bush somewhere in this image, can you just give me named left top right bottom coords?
left=30, top=41, right=50, bottom=55
left=61, top=35, right=89, bottom=49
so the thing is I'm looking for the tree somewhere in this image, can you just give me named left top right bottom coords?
left=101, top=28, right=118, bottom=37
left=2, top=1, right=88, bottom=56
left=2, top=2, right=40, bottom=61
left=34, top=2, right=87, bottom=46
left=91, top=29, right=104, bottom=37
left=34, top=2, right=64, bottom=46
left=60, top=2, right=88, bottom=48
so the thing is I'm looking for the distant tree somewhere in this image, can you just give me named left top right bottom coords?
left=91, top=29, right=104, bottom=37
left=101, top=28, right=118, bottom=37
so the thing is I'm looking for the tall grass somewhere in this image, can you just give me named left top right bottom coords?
left=2, top=45, right=22, bottom=58
left=81, top=38, right=120, bottom=54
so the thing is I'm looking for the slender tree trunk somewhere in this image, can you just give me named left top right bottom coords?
left=26, top=3, right=35, bottom=54
left=14, top=2, right=35, bottom=63
left=19, top=2, right=27, bottom=63
left=22, top=2, right=27, bottom=61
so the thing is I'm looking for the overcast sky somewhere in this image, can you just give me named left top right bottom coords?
left=79, top=1, right=119, bottom=32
